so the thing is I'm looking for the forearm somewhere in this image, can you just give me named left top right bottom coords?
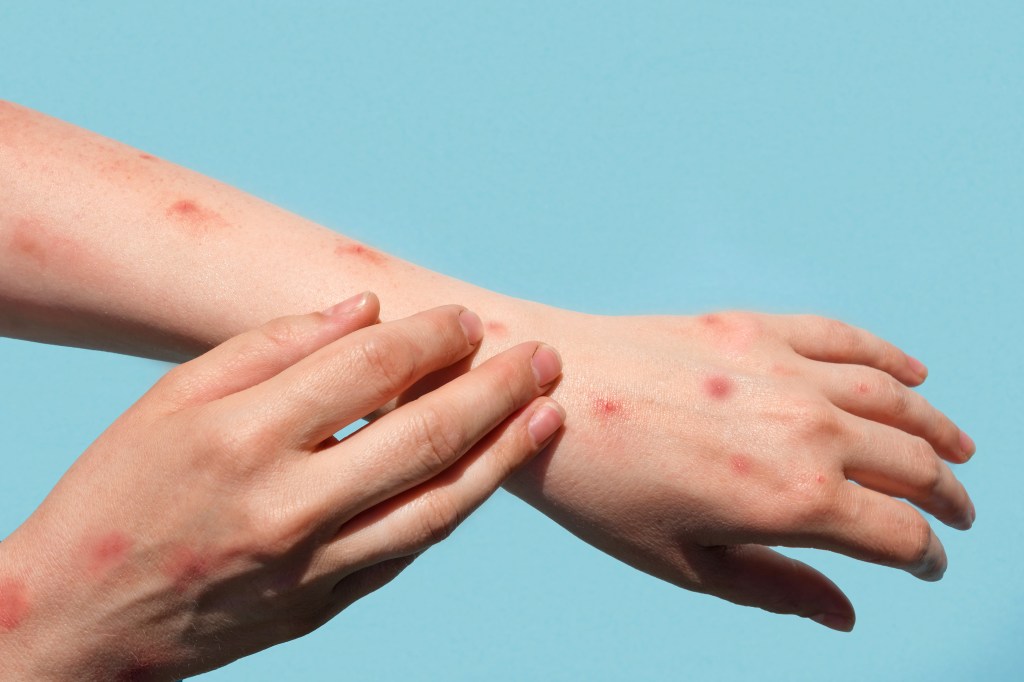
left=0, top=101, right=556, bottom=365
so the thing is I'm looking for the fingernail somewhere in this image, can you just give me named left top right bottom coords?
left=528, top=403, right=565, bottom=446
left=809, top=613, right=854, bottom=632
left=531, top=344, right=562, bottom=386
left=459, top=309, right=484, bottom=345
left=323, top=292, right=369, bottom=316
left=906, top=354, right=928, bottom=380
left=959, top=430, right=976, bottom=458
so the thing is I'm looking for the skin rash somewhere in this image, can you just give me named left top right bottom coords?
left=0, top=579, right=29, bottom=632
left=703, top=374, right=733, bottom=400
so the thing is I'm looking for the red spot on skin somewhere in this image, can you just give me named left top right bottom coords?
left=854, top=382, right=871, bottom=395
left=334, top=241, right=388, bottom=266
left=770, top=363, right=798, bottom=377
left=485, top=320, right=508, bottom=336
left=816, top=474, right=827, bottom=484
left=593, top=397, right=622, bottom=419
left=703, top=375, right=733, bottom=400
left=138, top=153, right=156, bottom=161
left=161, top=545, right=211, bottom=592
left=165, top=199, right=228, bottom=236
left=87, top=531, right=133, bottom=577
left=0, top=579, right=29, bottom=631
left=729, top=454, right=751, bottom=476
left=700, top=314, right=722, bottom=327
left=7, top=217, right=79, bottom=270
left=9, top=220, right=48, bottom=267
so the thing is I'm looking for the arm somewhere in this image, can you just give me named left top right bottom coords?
left=0, top=101, right=975, bottom=629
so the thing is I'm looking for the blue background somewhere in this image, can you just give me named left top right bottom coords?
left=1, top=2, right=1021, bottom=679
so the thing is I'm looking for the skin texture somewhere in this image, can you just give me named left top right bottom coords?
left=0, top=296, right=565, bottom=679
left=0, top=102, right=975, bottom=639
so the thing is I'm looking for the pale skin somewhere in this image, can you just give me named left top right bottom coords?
left=0, top=102, right=975, bottom=644
left=0, top=293, right=568, bottom=679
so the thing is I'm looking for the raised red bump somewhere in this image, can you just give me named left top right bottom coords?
left=729, top=454, right=751, bottom=476
left=593, top=397, right=622, bottom=420
left=0, top=579, right=29, bottom=631
left=334, top=241, right=388, bottom=266
left=87, top=531, right=133, bottom=577
left=703, top=375, right=732, bottom=400
left=165, top=198, right=228, bottom=235
left=160, top=545, right=212, bottom=592
left=485, top=320, right=508, bottom=336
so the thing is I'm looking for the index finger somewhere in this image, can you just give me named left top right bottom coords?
left=219, top=304, right=485, bottom=449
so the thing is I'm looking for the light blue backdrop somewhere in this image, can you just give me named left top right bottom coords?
left=1, top=2, right=1020, bottom=679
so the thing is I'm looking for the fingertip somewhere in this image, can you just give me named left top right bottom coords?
left=809, top=612, right=856, bottom=632
left=527, top=399, right=566, bottom=448
left=459, top=308, right=484, bottom=346
left=905, top=354, right=928, bottom=384
left=958, top=430, right=977, bottom=460
left=531, top=344, right=563, bottom=387
left=322, top=291, right=374, bottom=317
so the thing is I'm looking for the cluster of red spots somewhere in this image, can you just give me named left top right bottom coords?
left=334, top=241, right=388, bottom=266
left=87, top=531, right=133, bottom=578
left=593, top=397, right=623, bottom=419
left=703, top=374, right=733, bottom=400
left=160, top=545, right=213, bottom=593
left=165, top=198, right=228, bottom=236
left=0, top=578, right=29, bottom=632
left=729, top=454, right=752, bottom=476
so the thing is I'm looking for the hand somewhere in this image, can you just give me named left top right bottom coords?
left=0, top=293, right=565, bottom=680
left=507, top=309, right=974, bottom=631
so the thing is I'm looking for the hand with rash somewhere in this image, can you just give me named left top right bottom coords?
left=502, top=307, right=974, bottom=631
left=0, top=294, right=565, bottom=680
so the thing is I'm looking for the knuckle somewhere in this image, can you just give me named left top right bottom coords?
left=786, top=400, right=843, bottom=441
left=194, top=415, right=263, bottom=477
left=407, top=405, right=465, bottom=473
left=258, top=316, right=302, bottom=351
left=416, top=493, right=463, bottom=547
left=913, top=444, right=943, bottom=494
left=825, top=318, right=860, bottom=353
left=489, top=359, right=529, bottom=413
left=882, top=377, right=911, bottom=417
left=244, top=502, right=313, bottom=559
left=357, top=332, right=418, bottom=396
left=900, top=515, right=934, bottom=566
left=787, top=482, right=841, bottom=529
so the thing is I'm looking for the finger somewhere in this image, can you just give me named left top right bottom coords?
left=305, top=342, right=563, bottom=523
left=317, top=397, right=564, bottom=575
left=841, top=414, right=975, bottom=530
left=330, top=554, right=417, bottom=614
left=796, top=483, right=948, bottom=581
left=811, top=362, right=973, bottom=462
left=227, top=304, right=487, bottom=448
left=777, top=315, right=927, bottom=386
left=691, top=544, right=854, bottom=632
left=153, top=292, right=380, bottom=408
